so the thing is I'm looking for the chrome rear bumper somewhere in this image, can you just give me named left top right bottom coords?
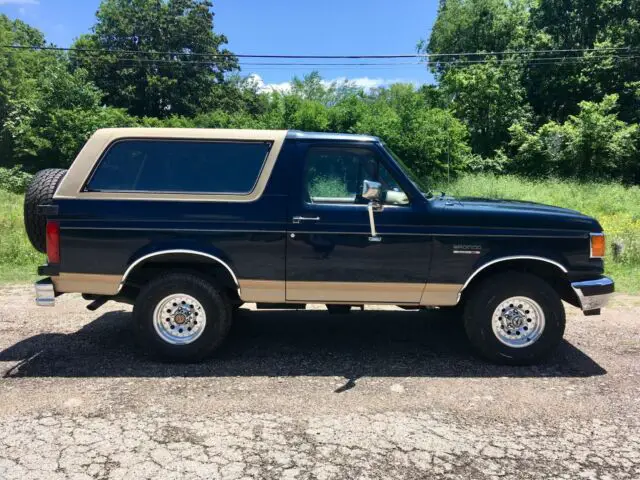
left=35, top=278, right=55, bottom=307
left=571, top=276, right=614, bottom=312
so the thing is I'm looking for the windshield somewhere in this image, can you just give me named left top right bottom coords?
left=381, top=143, right=432, bottom=197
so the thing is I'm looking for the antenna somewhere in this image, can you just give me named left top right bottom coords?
left=447, top=116, right=451, bottom=188
left=447, top=92, right=457, bottom=190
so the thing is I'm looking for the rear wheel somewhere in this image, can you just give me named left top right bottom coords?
left=133, top=272, right=232, bottom=362
left=463, top=272, right=565, bottom=365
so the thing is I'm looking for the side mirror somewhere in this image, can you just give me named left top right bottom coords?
left=362, top=180, right=383, bottom=242
left=361, top=179, right=382, bottom=202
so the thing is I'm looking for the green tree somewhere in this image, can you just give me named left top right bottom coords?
left=423, top=1, right=532, bottom=156
left=214, top=75, right=270, bottom=116
left=328, top=94, right=368, bottom=133
left=510, top=94, right=639, bottom=181
left=0, top=15, right=48, bottom=166
left=441, top=61, right=531, bottom=156
left=525, top=0, right=640, bottom=123
left=71, top=0, right=238, bottom=118
left=354, top=85, right=471, bottom=180
left=4, top=59, right=137, bottom=170
left=288, top=98, right=330, bottom=132
left=289, top=71, right=361, bottom=106
left=0, top=15, right=128, bottom=171
left=424, top=0, right=530, bottom=74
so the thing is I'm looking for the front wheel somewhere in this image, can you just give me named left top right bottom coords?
left=133, top=272, right=232, bottom=362
left=463, top=272, right=565, bottom=365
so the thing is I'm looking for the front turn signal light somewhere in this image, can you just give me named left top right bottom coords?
left=590, top=233, right=606, bottom=258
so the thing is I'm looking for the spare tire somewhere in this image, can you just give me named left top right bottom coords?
left=23, top=168, right=67, bottom=253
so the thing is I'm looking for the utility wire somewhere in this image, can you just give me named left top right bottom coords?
left=2, top=43, right=637, bottom=72
left=76, top=54, right=640, bottom=68
left=0, top=43, right=636, bottom=59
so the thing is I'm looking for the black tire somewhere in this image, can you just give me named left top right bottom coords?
left=133, top=272, right=233, bottom=362
left=463, top=272, right=565, bottom=365
left=231, top=302, right=244, bottom=312
left=23, top=168, right=67, bottom=253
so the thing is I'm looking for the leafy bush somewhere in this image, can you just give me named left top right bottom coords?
left=289, top=99, right=330, bottom=132
left=463, top=150, right=510, bottom=173
left=15, top=106, right=137, bottom=170
left=0, top=166, right=32, bottom=193
left=509, top=95, right=639, bottom=182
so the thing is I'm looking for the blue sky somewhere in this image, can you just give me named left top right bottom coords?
left=0, top=0, right=436, bottom=89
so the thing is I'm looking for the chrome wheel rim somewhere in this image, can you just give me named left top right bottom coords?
left=153, top=294, right=206, bottom=345
left=491, top=296, right=545, bottom=348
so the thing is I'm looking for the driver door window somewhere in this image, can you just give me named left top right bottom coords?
left=303, top=147, right=409, bottom=206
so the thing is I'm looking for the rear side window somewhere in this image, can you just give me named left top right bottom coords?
left=86, top=139, right=271, bottom=194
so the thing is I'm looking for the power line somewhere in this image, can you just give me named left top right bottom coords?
left=0, top=43, right=636, bottom=59
left=2, top=43, right=637, bottom=73
left=85, top=53, right=640, bottom=68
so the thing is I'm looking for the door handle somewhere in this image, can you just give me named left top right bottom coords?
left=292, top=216, right=320, bottom=224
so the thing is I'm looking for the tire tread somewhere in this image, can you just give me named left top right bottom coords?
left=23, top=168, right=67, bottom=253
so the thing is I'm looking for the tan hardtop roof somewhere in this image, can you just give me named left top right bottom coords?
left=90, top=128, right=378, bottom=142
left=91, top=128, right=288, bottom=141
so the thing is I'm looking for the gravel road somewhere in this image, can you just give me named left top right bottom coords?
left=0, top=285, right=638, bottom=479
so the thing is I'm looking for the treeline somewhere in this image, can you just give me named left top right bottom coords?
left=425, top=0, right=640, bottom=182
left=1, top=0, right=639, bottom=193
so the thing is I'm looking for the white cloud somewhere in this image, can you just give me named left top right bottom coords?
left=0, top=0, right=39, bottom=5
left=246, top=74, right=292, bottom=94
left=327, top=76, right=420, bottom=91
left=247, top=73, right=420, bottom=94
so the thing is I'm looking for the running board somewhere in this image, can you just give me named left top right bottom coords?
left=256, top=303, right=306, bottom=310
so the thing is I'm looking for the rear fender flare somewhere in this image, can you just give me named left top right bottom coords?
left=118, top=248, right=239, bottom=294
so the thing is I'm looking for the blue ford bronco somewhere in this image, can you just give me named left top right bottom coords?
left=24, top=128, right=614, bottom=364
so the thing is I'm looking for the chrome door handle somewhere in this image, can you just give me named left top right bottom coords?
left=292, top=216, right=320, bottom=224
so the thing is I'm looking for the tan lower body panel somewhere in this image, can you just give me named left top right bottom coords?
left=240, top=280, right=463, bottom=306
left=239, top=279, right=286, bottom=303
left=420, top=283, right=462, bottom=306
left=51, top=274, right=462, bottom=307
left=52, top=273, right=121, bottom=295
left=286, top=281, right=424, bottom=304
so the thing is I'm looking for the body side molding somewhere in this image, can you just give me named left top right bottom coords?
left=118, top=249, right=240, bottom=293
left=460, top=255, right=568, bottom=294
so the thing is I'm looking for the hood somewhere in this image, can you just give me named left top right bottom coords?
left=430, top=196, right=601, bottom=231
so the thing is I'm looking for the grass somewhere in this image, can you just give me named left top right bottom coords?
left=0, top=190, right=45, bottom=284
left=0, top=264, right=40, bottom=284
left=1, top=174, right=638, bottom=292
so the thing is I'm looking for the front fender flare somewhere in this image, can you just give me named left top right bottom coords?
left=460, top=255, right=568, bottom=294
